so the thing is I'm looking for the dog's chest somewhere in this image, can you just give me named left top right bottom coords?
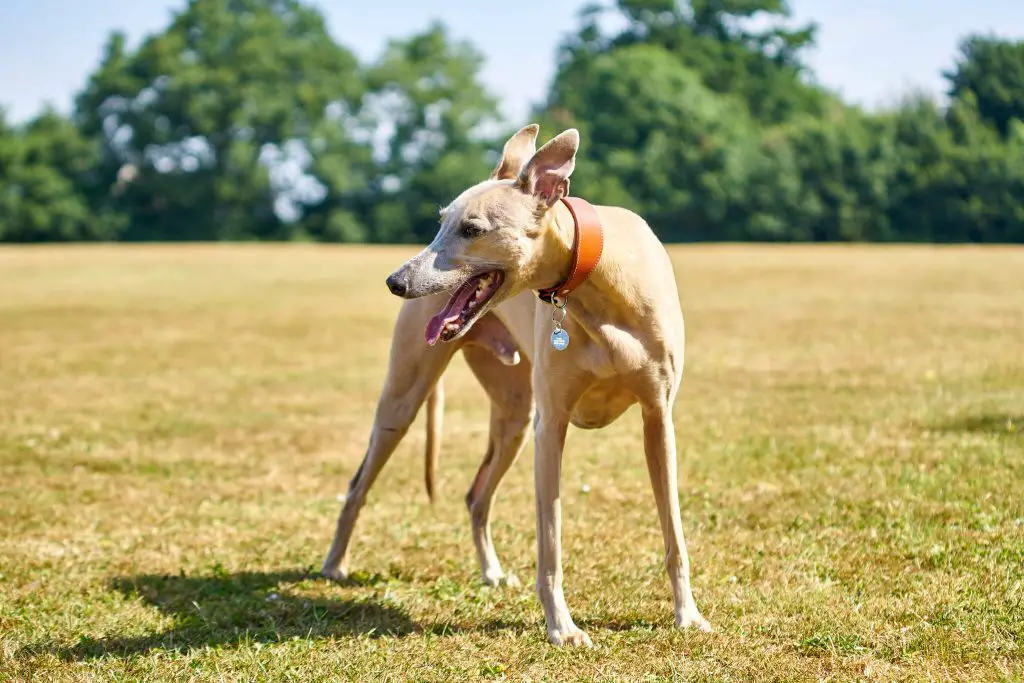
left=576, top=321, right=651, bottom=379
left=570, top=378, right=637, bottom=430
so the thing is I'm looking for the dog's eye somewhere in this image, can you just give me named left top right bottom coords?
left=461, top=221, right=486, bottom=239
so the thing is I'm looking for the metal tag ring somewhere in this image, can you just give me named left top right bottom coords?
left=551, top=306, right=567, bottom=326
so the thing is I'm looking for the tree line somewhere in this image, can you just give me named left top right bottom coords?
left=2, top=0, right=1023, bottom=244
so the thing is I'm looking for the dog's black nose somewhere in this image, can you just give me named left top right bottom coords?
left=385, top=272, right=408, bottom=298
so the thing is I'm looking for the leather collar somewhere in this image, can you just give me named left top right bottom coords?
left=536, top=196, right=604, bottom=304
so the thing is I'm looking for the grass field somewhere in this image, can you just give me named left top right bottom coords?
left=1, top=244, right=1022, bottom=682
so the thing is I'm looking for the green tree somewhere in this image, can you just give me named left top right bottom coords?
left=945, top=35, right=1024, bottom=137
left=294, top=103, right=375, bottom=243
left=544, top=44, right=766, bottom=240
left=551, top=0, right=828, bottom=126
left=6, top=1, right=1022, bottom=245
left=775, top=104, right=897, bottom=242
left=0, top=108, right=121, bottom=242
left=345, top=23, right=504, bottom=243
left=534, top=0, right=850, bottom=242
left=933, top=95, right=1024, bottom=242
left=74, top=0, right=363, bottom=241
left=878, top=94, right=954, bottom=242
left=884, top=92, right=1024, bottom=243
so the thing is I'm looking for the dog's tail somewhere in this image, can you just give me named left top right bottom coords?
left=425, top=377, right=444, bottom=503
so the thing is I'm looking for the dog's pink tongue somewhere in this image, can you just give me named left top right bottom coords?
left=425, top=316, right=447, bottom=346
left=424, top=283, right=476, bottom=345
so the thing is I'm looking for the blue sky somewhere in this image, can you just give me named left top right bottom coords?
left=2, top=1, right=1024, bottom=125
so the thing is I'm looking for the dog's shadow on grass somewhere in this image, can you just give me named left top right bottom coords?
left=929, top=412, right=1021, bottom=436
left=48, top=568, right=416, bottom=661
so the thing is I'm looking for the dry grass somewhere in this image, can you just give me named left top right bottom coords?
left=1, top=244, right=1021, bottom=682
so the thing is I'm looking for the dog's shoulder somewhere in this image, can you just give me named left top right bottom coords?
left=594, top=204, right=670, bottom=260
left=593, top=204, right=656, bottom=237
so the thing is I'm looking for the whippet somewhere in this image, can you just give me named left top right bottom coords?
left=322, top=125, right=711, bottom=646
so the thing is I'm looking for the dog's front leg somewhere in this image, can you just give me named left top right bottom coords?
left=641, top=404, right=712, bottom=632
left=533, top=405, right=592, bottom=647
left=321, top=297, right=455, bottom=581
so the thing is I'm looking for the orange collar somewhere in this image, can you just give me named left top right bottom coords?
left=537, top=196, right=605, bottom=304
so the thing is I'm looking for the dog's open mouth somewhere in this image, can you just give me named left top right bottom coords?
left=425, top=271, right=504, bottom=346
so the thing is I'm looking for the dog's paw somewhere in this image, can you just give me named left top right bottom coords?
left=675, top=609, right=712, bottom=633
left=548, top=626, right=594, bottom=648
left=320, top=564, right=349, bottom=583
left=483, top=571, right=521, bottom=588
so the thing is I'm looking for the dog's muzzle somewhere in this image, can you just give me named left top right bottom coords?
left=385, top=271, right=409, bottom=298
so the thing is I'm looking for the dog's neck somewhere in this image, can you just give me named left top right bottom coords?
left=537, top=202, right=621, bottom=325
left=536, top=202, right=577, bottom=292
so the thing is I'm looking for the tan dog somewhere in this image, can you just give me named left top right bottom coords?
left=322, top=125, right=711, bottom=646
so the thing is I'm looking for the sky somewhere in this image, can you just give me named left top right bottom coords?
left=2, top=0, right=1024, bottom=125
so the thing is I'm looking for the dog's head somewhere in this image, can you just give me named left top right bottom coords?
left=385, top=124, right=580, bottom=345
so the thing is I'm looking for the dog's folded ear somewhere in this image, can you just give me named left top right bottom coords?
left=490, top=124, right=541, bottom=181
left=515, top=128, right=579, bottom=208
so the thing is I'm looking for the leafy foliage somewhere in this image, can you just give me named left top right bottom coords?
left=554, top=0, right=828, bottom=125
left=0, top=109, right=121, bottom=241
left=332, top=22, right=504, bottom=244
left=2, top=0, right=1023, bottom=243
left=537, top=1, right=1024, bottom=243
left=945, top=35, right=1024, bottom=137
left=73, top=0, right=363, bottom=241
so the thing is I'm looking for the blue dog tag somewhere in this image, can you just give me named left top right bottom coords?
left=551, top=328, right=570, bottom=351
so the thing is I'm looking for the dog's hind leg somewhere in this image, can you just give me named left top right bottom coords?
left=423, top=312, right=521, bottom=503
left=641, top=401, right=711, bottom=632
left=462, top=345, right=533, bottom=587
left=321, top=296, right=456, bottom=581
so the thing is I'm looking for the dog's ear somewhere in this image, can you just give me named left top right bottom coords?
left=490, top=124, right=540, bottom=180
left=515, top=128, right=579, bottom=208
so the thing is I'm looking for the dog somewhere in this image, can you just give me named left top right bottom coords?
left=321, top=124, right=711, bottom=646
